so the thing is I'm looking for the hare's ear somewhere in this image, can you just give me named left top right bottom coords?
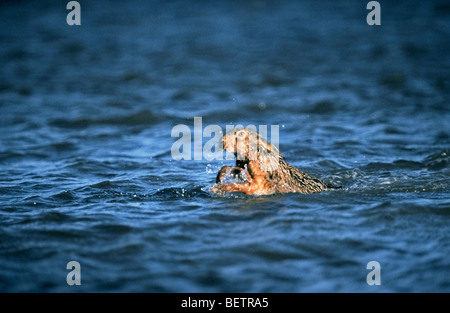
left=259, top=136, right=283, bottom=157
left=258, top=136, right=274, bottom=154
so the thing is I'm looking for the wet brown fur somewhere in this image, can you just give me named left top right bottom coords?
left=211, top=128, right=336, bottom=195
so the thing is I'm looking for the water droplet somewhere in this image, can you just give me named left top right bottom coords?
left=205, top=164, right=215, bottom=174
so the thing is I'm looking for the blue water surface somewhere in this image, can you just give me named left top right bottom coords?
left=0, top=0, right=449, bottom=292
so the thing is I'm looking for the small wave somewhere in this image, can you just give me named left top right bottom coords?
left=362, top=160, right=423, bottom=171
left=423, top=150, right=449, bottom=170
left=90, top=180, right=113, bottom=189
left=51, top=190, right=76, bottom=201
left=92, top=223, right=135, bottom=235
left=49, top=110, right=162, bottom=129
left=150, top=185, right=210, bottom=200
left=15, top=211, right=73, bottom=225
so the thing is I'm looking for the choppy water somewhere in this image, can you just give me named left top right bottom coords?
left=0, top=0, right=449, bottom=292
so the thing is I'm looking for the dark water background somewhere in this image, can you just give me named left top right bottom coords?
left=0, top=0, right=449, bottom=292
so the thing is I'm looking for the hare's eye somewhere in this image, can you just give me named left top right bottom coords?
left=238, top=131, right=245, bottom=137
